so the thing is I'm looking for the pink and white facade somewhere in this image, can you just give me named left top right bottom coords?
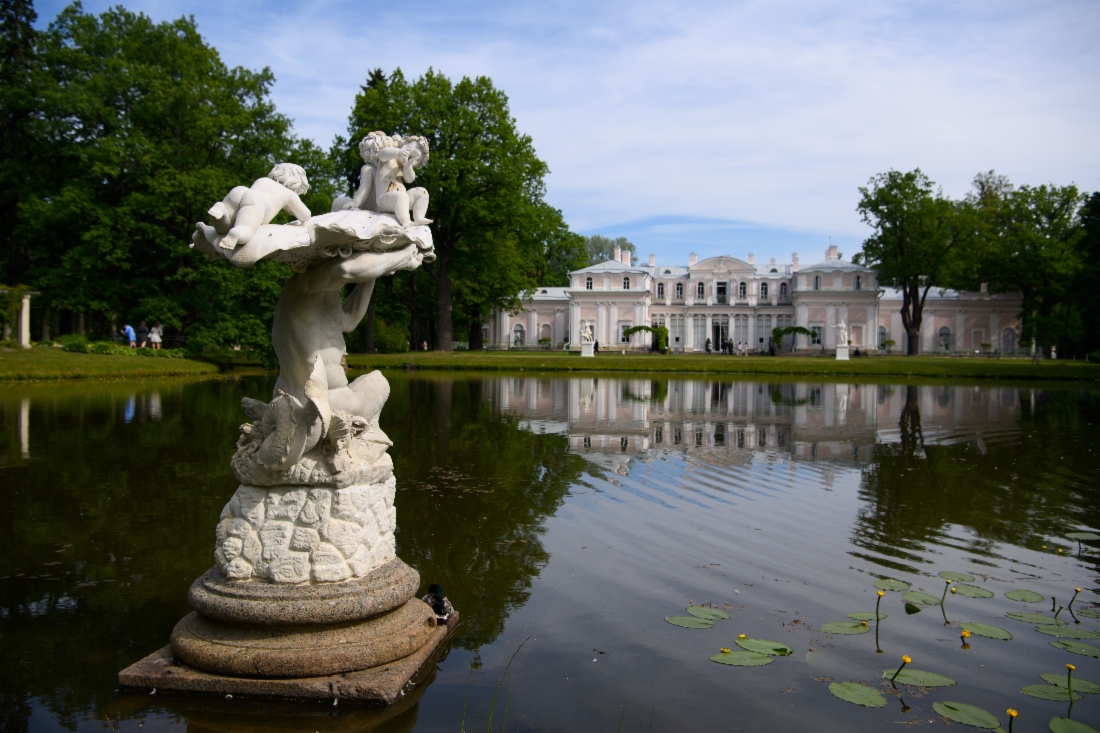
left=485, top=245, right=1023, bottom=354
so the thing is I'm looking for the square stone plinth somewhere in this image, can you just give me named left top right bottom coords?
left=118, top=613, right=458, bottom=705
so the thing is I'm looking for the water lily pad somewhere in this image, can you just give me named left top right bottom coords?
left=903, top=590, right=941, bottom=606
left=822, top=621, right=871, bottom=635
left=735, top=637, right=793, bottom=656
left=1021, top=684, right=1083, bottom=702
left=686, top=606, right=731, bottom=620
left=932, top=701, right=1000, bottom=729
left=1040, top=673, right=1100, bottom=694
left=847, top=612, right=887, bottom=621
left=904, top=602, right=922, bottom=615
left=709, top=650, right=773, bottom=666
left=1007, top=611, right=1065, bottom=624
left=874, top=578, right=910, bottom=592
left=829, top=681, right=887, bottom=708
left=953, top=583, right=994, bottom=599
left=886, top=668, right=957, bottom=687
left=1006, top=589, right=1045, bottom=603
left=1049, top=717, right=1100, bottom=733
left=1065, top=532, right=1100, bottom=542
left=665, top=615, right=714, bottom=629
left=960, top=622, right=1012, bottom=640
left=939, top=570, right=976, bottom=582
left=1036, top=625, right=1100, bottom=639
left=1078, top=607, right=1100, bottom=620
left=1050, top=640, right=1100, bottom=658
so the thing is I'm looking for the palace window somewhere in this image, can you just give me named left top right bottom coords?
left=623, top=276, right=630, bottom=290
left=813, top=276, right=821, bottom=291
left=585, top=276, right=592, bottom=290
left=738, top=282, right=747, bottom=299
left=675, top=282, right=683, bottom=299
left=780, top=282, right=788, bottom=299
left=810, top=325, right=823, bottom=345
left=697, top=282, right=705, bottom=299
left=760, top=282, right=768, bottom=299
left=657, top=283, right=665, bottom=298
left=854, top=275, right=862, bottom=291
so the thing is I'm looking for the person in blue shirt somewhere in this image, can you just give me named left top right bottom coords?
left=121, top=324, right=136, bottom=347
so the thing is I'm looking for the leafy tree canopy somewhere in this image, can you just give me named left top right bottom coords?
left=584, top=234, right=636, bottom=266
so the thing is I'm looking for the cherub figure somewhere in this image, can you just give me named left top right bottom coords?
left=193, top=163, right=312, bottom=253
left=335, top=132, right=430, bottom=228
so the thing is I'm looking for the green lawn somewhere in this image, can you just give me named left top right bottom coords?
left=0, top=347, right=220, bottom=381
left=347, top=350, right=1100, bottom=381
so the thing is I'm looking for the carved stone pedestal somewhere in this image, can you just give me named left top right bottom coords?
left=580, top=342, right=595, bottom=357
left=835, top=344, right=850, bottom=361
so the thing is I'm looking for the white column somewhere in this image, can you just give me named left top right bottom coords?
left=554, top=309, right=565, bottom=345
left=528, top=310, right=537, bottom=345
left=705, top=314, right=713, bottom=348
left=610, top=304, right=619, bottom=346
left=685, top=314, right=694, bottom=351
left=991, top=311, right=999, bottom=350
left=500, top=312, right=510, bottom=346
left=19, top=294, right=31, bottom=348
left=19, top=398, right=29, bottom=459
left=598, top=303, right=608, bottom=345
left=748, top=311, right=756, bottom=351
left=825, top=305, right=836, bottom=349
left=956, top=312, right=964, bottom=352
left=570, top=302, right=580, bottom=348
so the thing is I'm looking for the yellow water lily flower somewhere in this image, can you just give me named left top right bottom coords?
left=860, top=620, right=868, bottom=626
left=951, top=587, right=957, bottom=594
left=1067, top=663, right=1076, bottom=671
left=1077, top=587, right=1083, bottom=592
left=1007, top=708, right=1017, bottom=718
left=877, top=590, right=885, bottom=597
left=901, top=655, right=911, bottom=664
left=960, top=629, right=971, bottom=638
left=720, top=647, right=731, bottom=654
left=738, top=633, right=746, bottom=639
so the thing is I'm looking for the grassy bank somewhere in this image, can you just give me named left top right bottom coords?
left=348, top=351, right=1100, bottom=381
left=0, top=347, right=220, bottom=380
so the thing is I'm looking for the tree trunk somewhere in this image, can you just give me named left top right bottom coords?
left=41, top=306, right=51, bottom=342
left=75, top=311, right=85, bottom=336
left=434, top=248, right=453, bottom=352
left=364, top=299, right=375, bottom=353
left=468, top=305, right=483, bottom=350
left=899, top=385, right=923, bottom=456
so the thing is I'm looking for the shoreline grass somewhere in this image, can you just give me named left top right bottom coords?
left=347, top=351, right=1100, bottom=382
left=0, top=347, right=220, bottom=381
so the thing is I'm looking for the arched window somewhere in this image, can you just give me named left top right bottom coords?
left=878, top=325, right=888, bottom=350
left=854, top=275, right=862, bottom=291
left=813, top=276, right=821, bottom=291
left=938, top=326, right=953, bottom=352
left=675, top=282, right=683, bottom=299
left=738, top=282, right=747, bottom=299
left=780, top=282, right=788, bottom=299
left=1001, top=328, right=1016, bottom=354
left=760, top=282, right=768, bottom=299
left=697, top=282, right=705, bottom=299
left=585, top=276, right=592, bottom=290
left=512, top=324, right=526, bottom=347
left=657, top=283, right=665, bottom=298
left=623, top=276, right=630, bottom=290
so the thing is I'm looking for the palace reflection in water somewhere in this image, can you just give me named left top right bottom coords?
left=492, top=377, right=1021, bottom=468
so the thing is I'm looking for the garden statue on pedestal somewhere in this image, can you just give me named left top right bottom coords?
left=120, top=134, right=456, bottom=704
left=834, top=321, right=850, bottom=361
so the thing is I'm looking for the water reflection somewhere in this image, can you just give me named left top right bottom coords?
left=494, top=377, right=1022, bottom=467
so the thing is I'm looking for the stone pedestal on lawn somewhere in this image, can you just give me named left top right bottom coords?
left=580, top=342, right=595, bottom=357
left=835, top=344, right=850, bottom=361
left=119, top=133, right=455, bottom=704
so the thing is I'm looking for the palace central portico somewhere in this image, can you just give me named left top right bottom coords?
left=486, top=245, right=1022, bottom=354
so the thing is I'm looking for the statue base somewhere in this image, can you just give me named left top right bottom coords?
left=835, top=344, right=850, bottom=361
left=118, top=612, right=458, bottom=705
left=580, top=343, right=595, bottom=357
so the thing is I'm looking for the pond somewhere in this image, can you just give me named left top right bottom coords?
left=0, top=375, right=1098, bottom=732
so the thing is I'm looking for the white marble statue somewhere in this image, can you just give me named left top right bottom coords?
left=582, top=322, right=594, bottom=344
left=190, top=145, right=436, bottom=583
left=834, top=320, right=848, bottom=345
left=332, top=132, right=431, bottom=228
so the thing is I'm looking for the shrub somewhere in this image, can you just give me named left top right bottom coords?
left=374, top=318, right=410, bottom=354
left=64, top=340, right=89, bottom=353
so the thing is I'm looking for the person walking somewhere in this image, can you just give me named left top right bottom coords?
left=136, top=320, right=149, bottom=349
left=121, top=323, right=136, bottom=348
left=149, top=321, right=163, bottom=350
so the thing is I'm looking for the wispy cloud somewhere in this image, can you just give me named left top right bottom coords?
left=37, top=0, right=1100, bottom=264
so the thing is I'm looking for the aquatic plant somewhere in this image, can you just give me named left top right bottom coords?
left=889, top=655, right=911, bottom=682
left=932, top=701, right=1000, bottom=729
left=828, top=681, right=886, bottom=708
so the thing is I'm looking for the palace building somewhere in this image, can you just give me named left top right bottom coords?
left=484, top=245, right=1023, bottom=354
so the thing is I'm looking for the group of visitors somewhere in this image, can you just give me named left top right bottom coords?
left=120, top=319, right=164, bottom=349
left=708, top=340, right=755, bottom=355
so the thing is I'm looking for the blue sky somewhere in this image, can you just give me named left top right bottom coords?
left=35, top=0, right=1100, bottom=267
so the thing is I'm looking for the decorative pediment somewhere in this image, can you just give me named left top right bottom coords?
left=689, top=256, right=754, bottom=273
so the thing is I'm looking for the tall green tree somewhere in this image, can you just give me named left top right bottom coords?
left=17, top=3, right=334, bottom=350
left=0, top=0, right=39, bottom=286
left=1073, top=193, right=1100, bottom=356
left=854, top=169, right=975, bottom=355
left=337, top=68, right=576, bottom=351
left=966, top=177, right=1085, bottom=355
left=583, top=234, right=636, bottom=265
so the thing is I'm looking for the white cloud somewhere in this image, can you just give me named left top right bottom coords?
left=37, top=0, right=1100, bottom=264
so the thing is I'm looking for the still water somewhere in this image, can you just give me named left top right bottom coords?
left=0, top=375, right=1098, bottom=732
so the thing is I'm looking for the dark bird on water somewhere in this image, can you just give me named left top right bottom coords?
left=421, top=583, right=454, bottom=625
